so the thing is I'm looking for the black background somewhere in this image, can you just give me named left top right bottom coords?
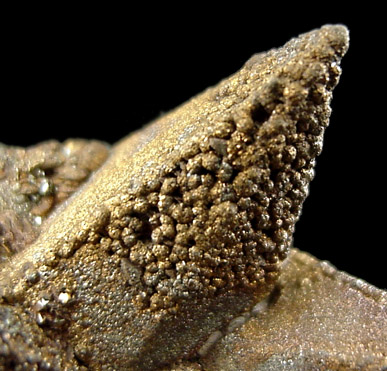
left=2, top=9, right=385, bottom=288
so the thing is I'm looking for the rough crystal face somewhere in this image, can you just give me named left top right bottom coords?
left=1, top=25, right=385, bottom=370
left=88, top=25, right=348, bottom=312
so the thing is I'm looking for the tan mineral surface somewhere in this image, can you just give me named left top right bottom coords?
left=0, top=25, right=385, bottom=370
left=199, top=249, right=387, bottom=370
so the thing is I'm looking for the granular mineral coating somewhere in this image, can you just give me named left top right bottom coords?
left=97, top=24, right=349, bottom=311
left=0, top=25, right=354, bottom=370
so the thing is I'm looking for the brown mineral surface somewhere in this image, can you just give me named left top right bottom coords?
left=0, top=140, right=110, bottom=265
left=0, top=25, right=386, bottom=370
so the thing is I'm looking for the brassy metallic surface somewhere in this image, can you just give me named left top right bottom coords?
left=1, top=25, right=386, bottom=370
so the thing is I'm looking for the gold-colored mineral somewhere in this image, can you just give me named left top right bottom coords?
left=0, top=25, right=386, bottom=370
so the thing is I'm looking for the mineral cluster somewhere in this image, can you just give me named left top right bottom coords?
left=1, top=25, right=386, bottom=370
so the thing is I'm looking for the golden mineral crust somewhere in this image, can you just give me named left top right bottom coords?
left=0, top=25, right=386, bottom=370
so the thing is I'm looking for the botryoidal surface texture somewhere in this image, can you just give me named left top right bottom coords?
left=1, top=25, right=385, bottom=370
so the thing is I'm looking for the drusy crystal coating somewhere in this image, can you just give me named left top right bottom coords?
left=93, top=24, right=347, bottom=311
left=1, top=25, right=386, bottom=370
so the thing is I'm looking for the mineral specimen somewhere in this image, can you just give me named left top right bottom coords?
left=0, top=25, right=386, bottom=370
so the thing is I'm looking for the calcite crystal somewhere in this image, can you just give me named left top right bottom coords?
left=0, top=25, right=386, bottom=370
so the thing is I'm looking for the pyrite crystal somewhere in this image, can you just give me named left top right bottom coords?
left=0, top=25, right=386, bottom=370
